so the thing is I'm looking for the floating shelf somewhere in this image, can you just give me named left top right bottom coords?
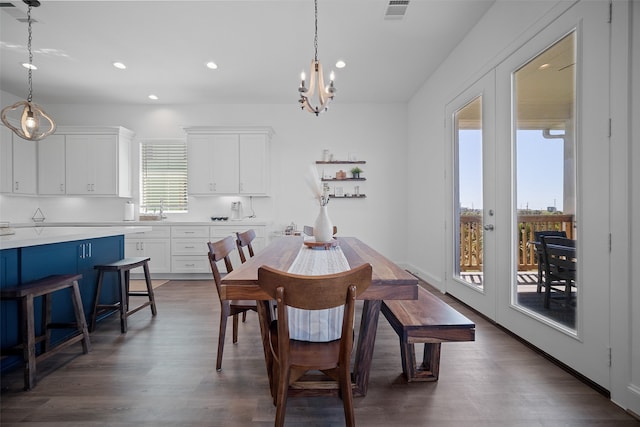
left=329, top=194, right=366, bottom=199
left=321, top=178, right=366, bottom=182
left=316, top=161, right=366, bottom=164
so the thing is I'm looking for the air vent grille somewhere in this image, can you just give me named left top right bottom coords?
left=384, top=0, right=409, bottom=20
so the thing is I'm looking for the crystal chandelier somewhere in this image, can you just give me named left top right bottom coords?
left=298, top=0, right=335, bottom=116
left=1, top=0, right=56, bottom=141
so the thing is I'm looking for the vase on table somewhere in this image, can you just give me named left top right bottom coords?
left=314, top=205, right=334, bottom=242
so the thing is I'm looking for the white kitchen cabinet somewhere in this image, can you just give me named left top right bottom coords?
left=170, top=225, right=210, bottom=273
left=185, top=126, right=273, bottom=196
left=0, top=127, right=37, bottom=195
left=37, top=134, right=66, bottom=195
left=61, top=126, right=133, bottom=197
left=125, top=226, right=171, bottom=274
left=0, top=126, right=13, bottom=193
left=187, top=134, right=238, bottom=194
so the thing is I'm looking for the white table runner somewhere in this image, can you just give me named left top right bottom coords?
left=287, top=244, right=350, bottom=342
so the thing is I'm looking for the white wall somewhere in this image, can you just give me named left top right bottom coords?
left=0, top=100, right=409, bottom=262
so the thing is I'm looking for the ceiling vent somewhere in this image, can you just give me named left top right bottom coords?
left=384, top=0, right=409, bottom=20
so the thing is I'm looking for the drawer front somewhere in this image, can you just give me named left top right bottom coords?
left=127, top=226, right=171, bottom=239
left=171, top=225, right=209, bottom=238
left=172, top=239, right=208, bottom=256
left=171, top=255, right=210, bottom=273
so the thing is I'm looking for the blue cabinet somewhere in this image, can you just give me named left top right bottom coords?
left=1, top=235, right=124, bottom=373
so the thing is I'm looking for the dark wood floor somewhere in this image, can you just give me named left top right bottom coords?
left=1, top=279, right=638, bottom=426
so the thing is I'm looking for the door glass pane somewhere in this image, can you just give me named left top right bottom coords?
left=455, top=96, right=484, bottom=289
left=513, top=31, right=577, bottom=330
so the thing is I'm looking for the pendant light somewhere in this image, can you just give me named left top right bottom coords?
left=1, top=0, right=56, bottom=141
left=298, top=0, right=336, bottom=116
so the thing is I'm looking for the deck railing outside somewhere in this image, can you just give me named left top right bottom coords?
left=459, top=214, right=574, bottom=272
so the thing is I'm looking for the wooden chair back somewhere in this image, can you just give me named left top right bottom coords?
left=257, top=263, right=372, bottom=427
left=235, top=229, right=256, bottom=264
left=207, top=236, right=236, bottom=300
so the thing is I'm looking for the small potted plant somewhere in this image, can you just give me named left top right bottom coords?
left=350, top=166, right=363, bottom=179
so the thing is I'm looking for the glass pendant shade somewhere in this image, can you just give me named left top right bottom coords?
left=1, top=101, right=56, bottom=141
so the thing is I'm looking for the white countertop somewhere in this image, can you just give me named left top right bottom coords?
left=8, top=219, right=269, bottom=228
left=0, top=226, right=152, bottom=250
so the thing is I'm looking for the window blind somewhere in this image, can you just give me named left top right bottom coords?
left=140, top=142, right=188, bottom=213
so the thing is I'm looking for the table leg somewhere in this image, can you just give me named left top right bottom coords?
left=352, top=299, right=381, bottom=397
left=256, top=300, right=275, bottom=398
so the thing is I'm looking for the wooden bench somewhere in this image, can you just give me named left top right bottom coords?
left=1, top=274, right=91, bottom=390
left=381, top=286, right=475, bottom=382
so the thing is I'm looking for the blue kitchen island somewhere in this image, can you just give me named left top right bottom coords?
left=0, top=226, right=150, bottom=373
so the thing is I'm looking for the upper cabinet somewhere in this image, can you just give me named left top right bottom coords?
left=185, top=126, right=274, bottom=196
left=37, top=134, right=66, bottom=195
left=0, top=125, right=37, bottom=195
left=44, top=126, right=134, bottom=197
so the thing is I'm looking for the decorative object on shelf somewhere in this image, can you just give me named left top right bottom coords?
left=350, top=166, right=363, bottom=178
left=1, top=0, right=56, bottom=141
left=336, top=170, right=347, bottom=180
left=298, top=0, right=336, bottom=116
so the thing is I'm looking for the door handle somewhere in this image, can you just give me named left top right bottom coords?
left=483, top=224, right=494, bottom=231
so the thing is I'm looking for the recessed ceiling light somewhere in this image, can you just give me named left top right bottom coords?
left=113, top=62, right=126, bottom=70
left=148, top=94, right=159, bottom=100
left=206, top=61, right=218, bottom=70
left=21, top=62, right=37, bottom=70
left=538, top=63, right=551, bottom=70
left=335, top=60, right=346, bottom=69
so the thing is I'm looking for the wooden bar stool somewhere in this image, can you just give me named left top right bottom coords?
left=90, top=257, right=157, bottom=333
left=0, top=274, right=91, bottom=390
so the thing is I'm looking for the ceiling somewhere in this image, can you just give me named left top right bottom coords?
left=0, top=0, right=495, bottom=106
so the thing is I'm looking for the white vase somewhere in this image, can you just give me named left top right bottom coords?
left=314, top=205, right=334, bottom=242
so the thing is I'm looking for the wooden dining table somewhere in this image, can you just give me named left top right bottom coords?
left=220, top=236, right=418, bottom=397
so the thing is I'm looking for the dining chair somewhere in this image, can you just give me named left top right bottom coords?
left=207, top=236, right=257, bottom=371
left=540, top=235, right=576, bottom=308
left=235, top=229, right=256, bottom=264
left=257, top=263, right=372, bottom=427
left=532, top=230, right=567, bottom=292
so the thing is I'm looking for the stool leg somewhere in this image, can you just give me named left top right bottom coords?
left=90, top=271, right=105, bottom=332
left=42, top=293, right=52, bottom=353
left=70, top=281, right=91, bottom=353
left=22, top=294, right=36, bottom=390
left=142, top=261, right=157, bottom=316
left=119, top=269, right=128, bottom=333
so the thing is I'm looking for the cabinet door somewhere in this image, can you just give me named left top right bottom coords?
left=187, top=136, right=215, bottom=194
left=38, top=134, right=66, bottom=194
left=12, top=136, right=37, bottom=194
left=0, top=126, right=12, bottom=193
left=211, top=134, right=239, bottom=194
left=239, top=134, right=268, bottom=195
left=125, top=239, right=171, bottom=274
left=65, top=134, right=118, bottom=195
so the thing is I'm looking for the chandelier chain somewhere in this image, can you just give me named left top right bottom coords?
left=313, top=0, right=318, bottom=62
left=27, top=5, right=33, bottom=103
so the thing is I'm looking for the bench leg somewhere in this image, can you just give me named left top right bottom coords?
left=400, top=341, right=442, bottom=382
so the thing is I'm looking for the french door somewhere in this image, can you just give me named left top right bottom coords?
left=446, top=1, right=611, bottom=388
